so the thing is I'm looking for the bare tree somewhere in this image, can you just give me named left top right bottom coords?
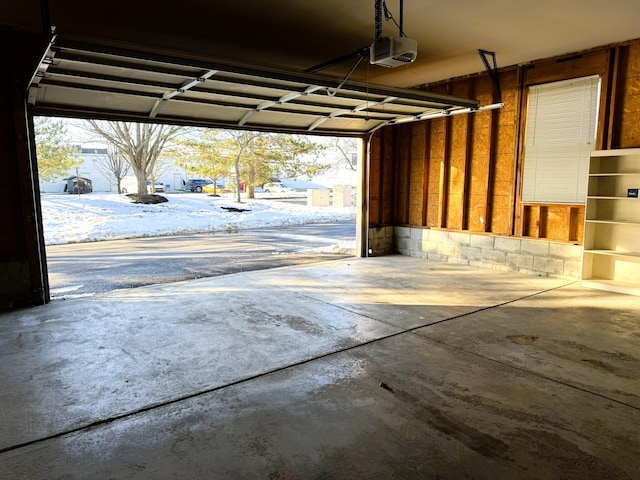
left=326, top=137, right=358, bottom=171
left=150, top=155, right=174, bottom=192
left=85, top=121, right=186, bottom=194
left=93, top=146, right=130, bottom=193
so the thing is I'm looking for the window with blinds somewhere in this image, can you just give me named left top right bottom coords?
left=522, top=75, right=601, bottom=204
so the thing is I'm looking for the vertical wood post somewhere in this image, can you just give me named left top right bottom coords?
left=438, top=117, right=451, bottom=228
left=377, top=130, right=386, bottom=226
left=404, top=125, right=412, bottom=224
left=601, top=46, right=621, bottom=150
left=461, top=79, right=475, bottom=230
left=513, top=66, right=527, bottom=237
left=483, top=109, right=498, bottom=232
left=421, top=122, right=431, bottom=227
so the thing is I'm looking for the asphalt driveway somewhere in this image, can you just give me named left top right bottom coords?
left=46, top=222, right=356, bottom=298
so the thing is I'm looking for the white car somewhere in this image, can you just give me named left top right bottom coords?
left=121, top=176, right=165, bottom=193
left=263, top=182, right=295, bottom=193
left=149, top=180, right=165, bottom=193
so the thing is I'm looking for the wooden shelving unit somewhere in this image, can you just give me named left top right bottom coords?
left=582, top=148, right=640, bottom=296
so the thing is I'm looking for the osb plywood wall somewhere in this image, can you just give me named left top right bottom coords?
left=368, top=38, right=640, bottom=245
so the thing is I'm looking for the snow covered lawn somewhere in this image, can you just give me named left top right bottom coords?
left=42, top=192, right=356, bottom=246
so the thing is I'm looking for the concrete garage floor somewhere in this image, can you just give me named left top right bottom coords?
left=0, top=255, right=639, bottom=479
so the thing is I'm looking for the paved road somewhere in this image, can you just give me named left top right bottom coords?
left=46, top=222, right=356, bottom=299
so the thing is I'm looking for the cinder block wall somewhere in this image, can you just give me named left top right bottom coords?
left=367, top=227, right=395, bottom=256
left=394, top=227, right=582, bottom=278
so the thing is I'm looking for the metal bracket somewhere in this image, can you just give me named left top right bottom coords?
left=478, top=49, right=502, bottom=103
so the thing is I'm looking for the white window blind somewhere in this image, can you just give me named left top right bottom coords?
left=522, top=75, right=600, bottom=204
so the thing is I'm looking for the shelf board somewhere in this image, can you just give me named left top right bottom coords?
left=581, top=278, right=640, bottom=296
left=589, top=172, right=640, bottom=176
left=586, top=195, right=640, bottom=200
left=585, top=219, right=640, bottom=225
left=583, top=249, right=640, bottom=261
left=590, top=148, right=640, bottom=157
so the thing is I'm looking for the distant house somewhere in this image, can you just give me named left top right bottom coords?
left=38, top=142, right=358, bottom=194
left=39, top=145, right=190, bottom=193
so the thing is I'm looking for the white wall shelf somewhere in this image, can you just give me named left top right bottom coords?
left=589, top=173, right=640, bottom=176
left=583, top=249, right=640, bottom=259
left=585, top=219, right=638, bottom=225
left=587, top=195, right=637, bottom=200
left=582, top=149, right=640, bottom=296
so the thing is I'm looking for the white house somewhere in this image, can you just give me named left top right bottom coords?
left=39, top=146, right=191, bottom=193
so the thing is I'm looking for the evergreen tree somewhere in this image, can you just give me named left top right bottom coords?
left=34, top=117, right=82, bottom=182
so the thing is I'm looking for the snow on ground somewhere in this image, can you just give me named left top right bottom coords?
left=42, top=192, right=356, bottom=246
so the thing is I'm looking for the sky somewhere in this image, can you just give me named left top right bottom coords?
left=42, top=191, right=356, bottom=246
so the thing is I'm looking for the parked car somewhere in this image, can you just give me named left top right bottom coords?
left=121, top=176, right=164, bottom=194
left=148, top=180, right=165, bottom=192
left=185, top=179, right=213, bottom=192
left=202, top=183, right=230, bottom=194
left=263, top=182, right=295, bottom=193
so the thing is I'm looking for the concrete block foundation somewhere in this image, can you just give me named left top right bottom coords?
left=393, top=227, right=582, bottom=279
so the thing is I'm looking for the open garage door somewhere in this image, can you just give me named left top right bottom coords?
left=28, top=35, right=481, bottom=302
left=29, top=37, right=479, bottom=136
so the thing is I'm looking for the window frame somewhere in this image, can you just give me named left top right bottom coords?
left=521, top=75, right=601, bottom=205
